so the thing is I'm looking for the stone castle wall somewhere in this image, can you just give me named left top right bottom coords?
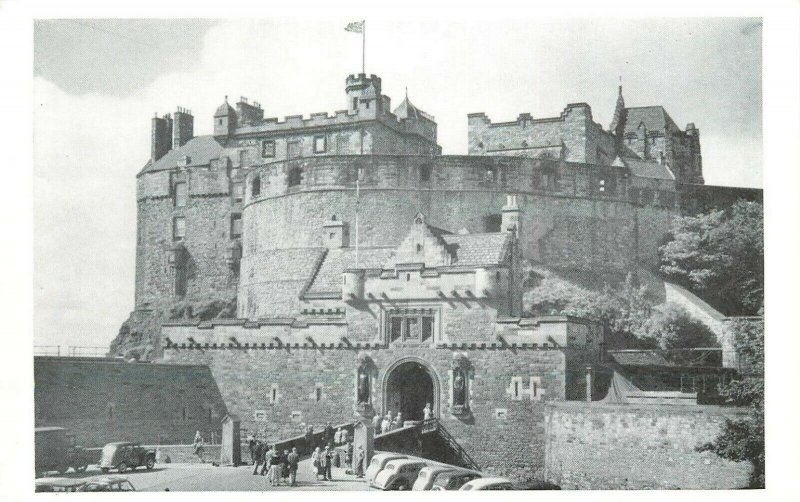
left=34, top=357, right=228, bottom=447
left=544, top=402, right=752, bottom=489
left=162, top=344, right=577, bottom=479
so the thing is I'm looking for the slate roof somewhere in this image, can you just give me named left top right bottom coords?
left=214, top=101, right=236, bottom=117
left=608, top=350, right=673, bottom=367
left=392, top=95, right=434, bottom=121
left=620, top=157, right=675, bottom=180
left=140, top=135, right=223, bottom=174
left=624, top=106, right=680, bottom=134
left=303, top=231, right=512, bottom=296
left=440, top=233, right=512, bottom=267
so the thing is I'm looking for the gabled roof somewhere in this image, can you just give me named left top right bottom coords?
left=624, top=106, right=680, bottom=134
left=214, top=100, right=236, bottom=117
left=616, top=157, right=675, bottom=180
left=140, top=135, right=223, bottom=174
left=440, top=233, right=512, bottom=267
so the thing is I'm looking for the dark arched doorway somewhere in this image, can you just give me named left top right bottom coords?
left=384, top=360, right=436, bottom=421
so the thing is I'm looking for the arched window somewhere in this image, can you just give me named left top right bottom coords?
left=419, top=163, right=432, bottom=182
left=251, top=176, right=261, bottom=197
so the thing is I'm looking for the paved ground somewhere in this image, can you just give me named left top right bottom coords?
left=47, top=459, right=372, bottom=492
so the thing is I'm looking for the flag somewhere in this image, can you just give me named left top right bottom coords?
left=345, top=21, right=364, bottom=33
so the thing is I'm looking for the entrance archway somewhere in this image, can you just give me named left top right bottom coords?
left=383, top=359, right=438, bottom=422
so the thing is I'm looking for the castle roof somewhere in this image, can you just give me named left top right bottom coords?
left=392, top=95, right=433, bottom=121
left=214, top=100, right=236, bottom=118
left=439, top=233, right=512, bottom=266
left=140, top=135, right=223, bottom=174
left=624, top=106, right=680, bottom=133
left=619, top=157, right=676, bottom=180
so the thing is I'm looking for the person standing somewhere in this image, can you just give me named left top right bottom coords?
left=304, top=425, right=315, bottom=455
left=423, top=402, right=433, bottom=420
left=281, top=449, right=290, bottom=483
left=345, top=441, right=353, bottom=472
left=192, top=431, right=205, bottom=464
left=381, top=412, right=392, bottom=434
left=340, top=427, right=349, bottom=445
left=287, top=447, right=300, bottom=486
left=252, top=441, right=264, bottom=475
left=320, top=445, right=332, bottom=481
left=393, top=412, right=403, bottom=429
left=324, top=422, right=335, bottom=448
left=354, top=445, right=365, bottom=478
left=334, top=427, right=342, bottom=445
left=371, top=412, right=382, bottom=431
left=268, top=446, right=281, bottom=486
left=247, top=435, right=256, bottom=465
left=311, top=447, right=322, bottom=480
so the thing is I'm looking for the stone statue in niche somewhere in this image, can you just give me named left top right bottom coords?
left=450, top=354, right=470, bottom=416
left=355, top=353, right=375, bottom=419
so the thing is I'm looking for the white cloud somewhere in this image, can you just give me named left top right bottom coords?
left=34, top=19, right=762, bottom=348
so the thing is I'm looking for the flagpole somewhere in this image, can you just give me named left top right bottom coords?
left=355, top=171, right=360, bottom=268
left=362, top=20, right=365, bottom=74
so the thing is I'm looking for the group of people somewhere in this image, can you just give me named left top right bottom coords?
left=371, top=403, right=434, bottom=434
left=249, top=442, right=300, bottom=487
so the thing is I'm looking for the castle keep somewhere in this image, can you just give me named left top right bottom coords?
left=114, top=73, right=754, bottom=479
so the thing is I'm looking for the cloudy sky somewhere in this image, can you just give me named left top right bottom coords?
left=33, top=18, right=762, bottom=349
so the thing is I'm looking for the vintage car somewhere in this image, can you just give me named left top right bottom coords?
left=371, top=459, right=428, bottom=490
left=459, top=477, right=515, bottom=490
left=35, top=426, right=93, bottom=477
left=34, top=477, right=87, bottom=493
left=99, top=442, right=156, bottom=473
left=365, top=452, right=407, bottom=484
left=79, top=476, right=136, bottom=492
left=413, top=465, right=481, bottom=490
left=430, top=470, right=482, bottom=490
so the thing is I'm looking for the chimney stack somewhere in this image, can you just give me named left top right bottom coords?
left=173, top=107, right=194, bottom=149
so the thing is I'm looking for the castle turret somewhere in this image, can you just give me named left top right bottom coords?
left=151, top=113, right=172, bottom=162
left=214, top=97, right=237, bottom=138
left=501, top=194, right=521, bottom=238
left=346, top=73, right=382, bottom=116
left=172, top=107, right=194, bottom=149
left=609, top=85, right=627, bottom=152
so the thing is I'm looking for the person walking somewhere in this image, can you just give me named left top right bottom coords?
left=345, top=441, right=353, bottom=472
left=381, top=412, right=392, bottom=434
left=252, top=441, right=264, bottom=475
left=311, top=446, right=322, bottom=480
left=393, top=412, right=403, bottom=429
left=340, top=427, right=349, bottom=445
left=334, top=427, right=342, bottom=446
left=354, top=445, right=365, bottom=478
left=268, top=447, right=281, bottom=486
left=371, top=412, right=382, bottom=431
left=287, top=447, right=300, bottom=486
left=281, top=449, right=291, bottom=484
left=192, top=431, right=205, bottom=464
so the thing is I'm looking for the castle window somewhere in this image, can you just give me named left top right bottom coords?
left=416, top=244, right=423, bottom=253
left=313, top=135, right=327, bottom=154
left=598, top=179, right=606, bottom=192
left=287, top=166, right=303, bottom=187
left=107, top=404, right=114, bottom=421
left=173, top=217, right=186, bottom=241
left=251, top=176, right=261, bottom=198
left=182, top=406, right=187, bottom=421
left=419, top=164, right=432, bottom=182
left=239, top=149, right=250, bottom=167
left=230, top=213, right=242, bottom=239
left=485, top=166, right=497, bottom=183
left=269, top=384, right=279, bottom=404
left=262, top=140, right=275, bottom=158
left=388, top=313, right=435, bottom=343
left=287, top=141, right=301, bottom=159
left=174, top=182, right=187, bottom=208
left=353, top=97, right=358, bottom=110
left=315, top=384, right=323, bottom=402
left=232, top=182, right=244, bottom=202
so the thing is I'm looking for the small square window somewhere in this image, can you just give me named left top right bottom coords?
left=314, top=135, right=327, bottom=154
left=262, top=140, right=275, bottom=158
left=173, top=217, right=186, bottom=241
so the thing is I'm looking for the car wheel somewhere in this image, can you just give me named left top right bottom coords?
left=118, top=462, right=128, bottom=473
left=393, top=480, right=410, bottom=491
left=145, top=456, right=155, bottom=470
left=57, top=465, right=69, bottom=474
left=101, top=467, right=110, bottom=473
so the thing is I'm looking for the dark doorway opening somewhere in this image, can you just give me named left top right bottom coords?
left=385, top=361, right=435, bottom=422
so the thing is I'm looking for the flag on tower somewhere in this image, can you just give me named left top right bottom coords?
left=345, top=20, right=364, bottom=33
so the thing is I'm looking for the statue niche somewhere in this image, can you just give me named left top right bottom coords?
left=450, top=354, right=470, bottom=416
left=355, top=353, right=376, bottom=419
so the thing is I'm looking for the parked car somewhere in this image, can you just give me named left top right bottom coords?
left=365, top=453, right=407, bottom=484
left=459, top=477, right=515, bottom=490
left=35, top=426, right=93, bottom=477
left=430, top=470, right=482, bottom=490
left=99, top=442, right=156, bottom=473
left=34, top=477, right=87, bottom=493
left=79, top=476, right=136, bottom=492
left=413, top=465, right=480, bottom=490
left=515, top=480, right=561, bottom=490
left=371, top=459, right=428, bottom=490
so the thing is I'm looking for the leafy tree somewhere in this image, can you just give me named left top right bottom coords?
left=644, top=303, right=718, bottom=350
left=697, top=318, right=764, bottom=488
left=660, top=201, right=763, bottom=315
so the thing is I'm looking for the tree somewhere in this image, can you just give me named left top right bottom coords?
left=697, top=318, right=764, bottom=488
left=659, top=200, right=763, bottom=315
